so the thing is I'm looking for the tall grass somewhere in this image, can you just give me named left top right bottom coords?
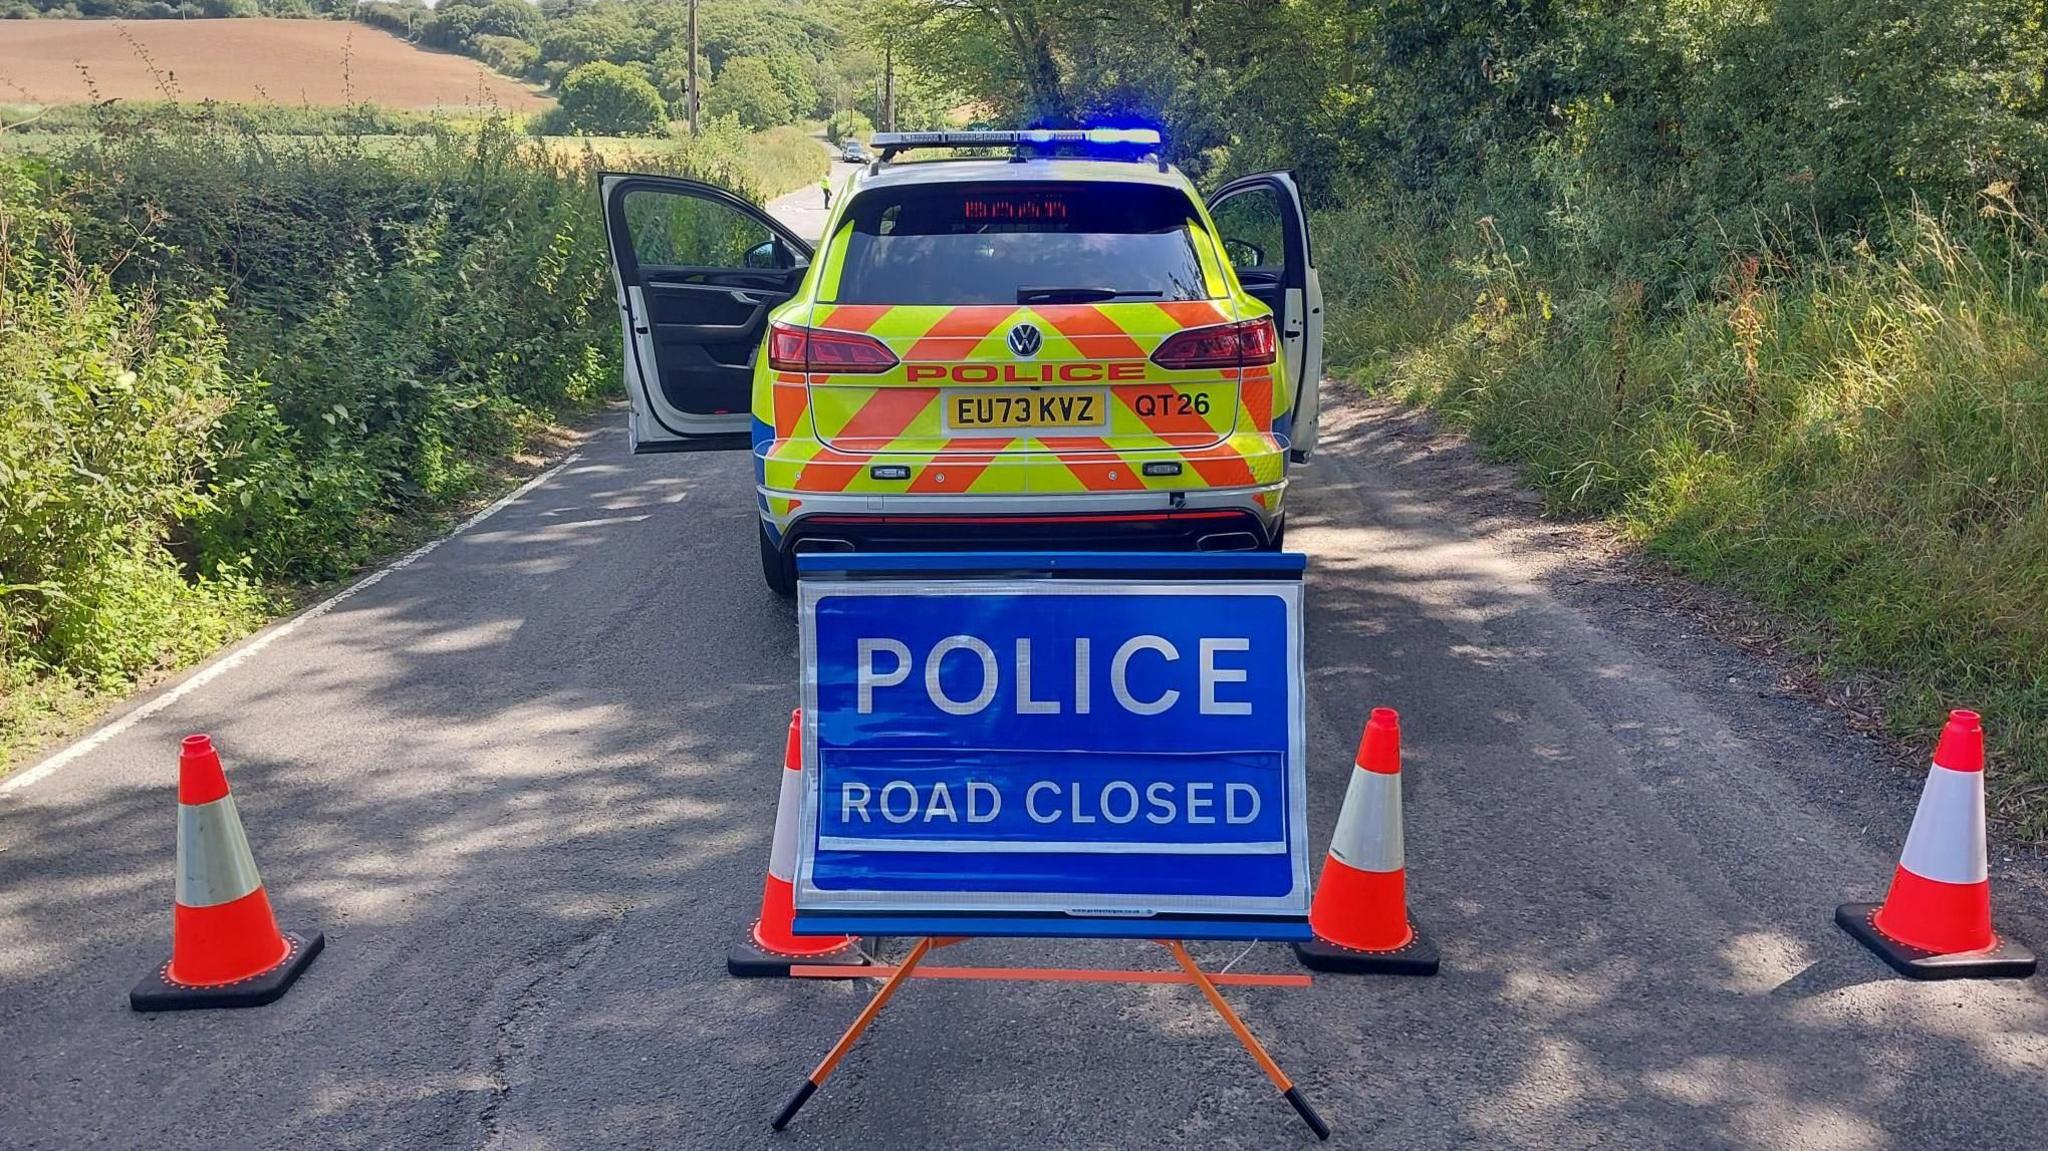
left=534, top=122, right=828, bottom=200
left=739, top=124, right=832, bottom=198
left=1320, top=195, right=2048, bottom=836
left=1, top=100, right=461, bottom=138
left=3, top=101, right=830, bottom=199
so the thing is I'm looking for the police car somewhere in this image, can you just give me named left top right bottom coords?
left=600, top=128, right=1323, bottom=595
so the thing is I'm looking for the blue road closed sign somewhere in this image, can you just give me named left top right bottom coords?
left=793, top=553, right=1310, bottom=940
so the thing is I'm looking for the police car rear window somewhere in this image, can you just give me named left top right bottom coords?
left=830, top=183, right=1210, bottom=305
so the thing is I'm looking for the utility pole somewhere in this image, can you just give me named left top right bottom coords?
left=687, top=0, right=700, bottom=136
left=883, top=38, right=895, bottom=131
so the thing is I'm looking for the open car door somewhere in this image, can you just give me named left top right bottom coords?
left=601, top=174, right=813, bottom=453
left=1208, top=172, right=1324, bottom=459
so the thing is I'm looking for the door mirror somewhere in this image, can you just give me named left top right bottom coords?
left=744, top=239, right=803, bottom=270
left=1221, top=237, right=1266, bottom=269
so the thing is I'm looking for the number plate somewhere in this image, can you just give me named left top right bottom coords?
left=945, top=389, right=1106, bottom=432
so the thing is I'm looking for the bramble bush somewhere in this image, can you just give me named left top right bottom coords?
left=1313, top=192, right=2048, bottom=833
left=46, top=118, right=628, bottom=581
left=1, top=101, right=456, bottom=139
left=736, top=124, right=832, bottom=196
left=0, top=111, right=760, bottom=761
left=0, top=169, right=266, bottom=750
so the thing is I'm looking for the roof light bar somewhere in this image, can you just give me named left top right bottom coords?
left=1085, top=128, right=1162, bottom=145
left=869, top=128, right=1164, bottom=164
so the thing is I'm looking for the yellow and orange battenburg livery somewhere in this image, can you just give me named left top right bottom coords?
left=754, top=299, right=1290, bottom=508
left=599, top=152, right=1322, bottom=592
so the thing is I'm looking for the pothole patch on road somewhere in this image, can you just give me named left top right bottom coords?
left=470, top=908, right=627, bottom=1149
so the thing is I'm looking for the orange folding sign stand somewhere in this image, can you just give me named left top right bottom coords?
left=783, top=555, right=1325, bottom=1138
left=774, top=936, right=1330, bottom=1141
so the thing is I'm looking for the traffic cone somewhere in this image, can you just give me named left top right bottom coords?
left=130, top=735, right=323, bottom=1011
left=728, top=710, right=867, bottom=977
left=1293, top=708, right=1438, bottom=976
left=1836, top=710, right=2035, bottom=979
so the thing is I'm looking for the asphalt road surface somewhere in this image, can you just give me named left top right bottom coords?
left=775, top=157, right=863, bottom=244
left=2, top=185, right=2045, bottom=1150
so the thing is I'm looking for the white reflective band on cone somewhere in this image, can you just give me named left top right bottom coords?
left=1897, top=763, right=1988, bottom=884
left=768, top=764, right=803, bottom=883
left=175, top=795, right=264, bottom=908
left=1327, top=767, right=1404, bottom=873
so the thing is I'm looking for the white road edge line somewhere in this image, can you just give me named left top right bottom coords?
left=0, top=452, right=585, bottom=798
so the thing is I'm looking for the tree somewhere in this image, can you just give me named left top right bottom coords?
left=871, top=0, right=1067, bottom=122
left=706, top=56, right=795, bottom=129
left=827, top=108, right=873, bottom=143
left=431, top=5, right=484, bottom=49
left=540, top=10, right=653, bottom=71
left=762, top=51, right=822, bottom=121
left=471, top=0, right=545, bottom=42
left=650, top=43, right=701, bottom=118
left=551, top=62, right=670, bottom=136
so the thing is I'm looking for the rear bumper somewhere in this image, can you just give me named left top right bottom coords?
left=761, top=486, right=1284, bottom=554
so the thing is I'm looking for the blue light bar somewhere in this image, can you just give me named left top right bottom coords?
left=869, top=128, right=1166, bottom=163
left=1086, top=127, right=1162, bottom=146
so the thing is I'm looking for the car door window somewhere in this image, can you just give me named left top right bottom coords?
left=1209, top=187, right=1290, bottom=287
left=622, top=188, right=803, bottom=272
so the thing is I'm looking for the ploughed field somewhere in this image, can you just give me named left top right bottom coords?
left=0, top=19, right=549, bottom=111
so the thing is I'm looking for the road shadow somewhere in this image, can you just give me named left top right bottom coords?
left=2, top=398, right=2044, bottom=1149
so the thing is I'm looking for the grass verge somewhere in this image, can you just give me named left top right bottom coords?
left=0, top=412, right=598, bottom=778
left=1320, top=198, right=2048, bottom=839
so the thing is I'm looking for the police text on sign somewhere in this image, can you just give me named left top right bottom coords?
left=854, top=634, right=1255, bottom=717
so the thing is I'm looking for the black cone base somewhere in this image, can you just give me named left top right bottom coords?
left=1293, top=916, right=1438, bottom=976
left=727, top=933, right=867, bottom=979
left=130, top=929, right=324, bottom=1011
left=1835, top=904, right=2036, bottom=981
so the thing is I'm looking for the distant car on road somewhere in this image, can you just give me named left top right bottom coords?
left=840, top=139, right=869, bottom=162
left=600, top=128, right=1323, bottom=595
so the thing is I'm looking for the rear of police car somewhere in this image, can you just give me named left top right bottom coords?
left=757, top=148, right=1303, bottom=575
left=599, top=128, right=1320, bottom=594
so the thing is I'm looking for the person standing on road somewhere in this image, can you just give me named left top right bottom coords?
left=821, top=175, right=833, bottom=210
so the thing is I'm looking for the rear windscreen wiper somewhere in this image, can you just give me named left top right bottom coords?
left=1016, top=286, right=1166, bottom=304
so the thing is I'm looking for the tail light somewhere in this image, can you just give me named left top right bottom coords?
left=1234, top=317, right=1278, bottom=364
left=768, top=324, right=809, bottom=372
left=768, top=322, right=899, bottom=374
left=1149, top=317, right=1279, bottom=370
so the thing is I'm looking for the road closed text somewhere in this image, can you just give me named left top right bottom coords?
left=838, top=777, right=1263, bottom=827
left=813, top=752, right=1288, bottom=854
